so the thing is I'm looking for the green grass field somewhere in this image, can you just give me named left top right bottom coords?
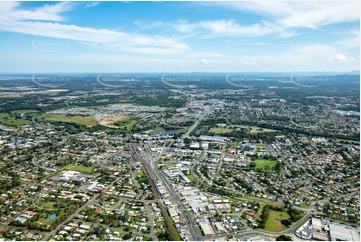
left=135, top=171, right=144, bottom=177
left=155, top=221, right=166, bottom=227
left=64, top=164, right=93, bottom=173
left=256, top=204, right=265, bottom=220
left=187, top=97, right=196, bottom=103
left=254, top=159, right=278, bottom=172
left=37, top=218, right=51, bottom=224
left=230, top=197, right=283, bottom=208
left=143, top=237, right=153, bottom=241
left=187, top=174, right=197, bottom=182
left=210, top=127, right=233, bottom=134
left=42, top=202, right=56, bottom=209
left=264, top=210, right=290, bottom=232
left=299, top=203, right=310, bottom=209
left=0, top=113, right=32, bottom=128
left=11, top=109, right=39, bottom=114
left=126, top=120, right=139, bottom=131
left=255, top=145, right=266, bottom=152
left=40, top=113, right=97, bottom=127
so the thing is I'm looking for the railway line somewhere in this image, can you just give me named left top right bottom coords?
left=130, top=143, right=179, bottom=241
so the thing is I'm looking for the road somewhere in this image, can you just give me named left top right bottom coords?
left=128, top=101, right=315, bottom=240
left=208, top=213, right=312, bottom=240
left=146, top=103, right=217, bottom=241
left=153, top=162, right=202, bottom=241
left=133, top=104, right=216, bottom=241
left=215, top=144, right=227, bottom=175
left=130, top=143, right=179, bottom=241
left=191, top=151, right=205, bottom=184
left=181, top=102, right=215, bottom=139
left=146, top=204, right=155, bottom=237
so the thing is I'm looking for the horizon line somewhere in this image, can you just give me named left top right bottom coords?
left=0, top=70, right=359, bottom=75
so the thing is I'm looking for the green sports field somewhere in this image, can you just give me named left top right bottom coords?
left=254, top=159, right=278, bottom=172
left=64, top=164, right=93, bottom=173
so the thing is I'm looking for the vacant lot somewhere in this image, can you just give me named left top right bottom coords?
left=187, top=174, right=197, bottom=182
left=210, top=127, right=233, bottom=134
left=64, top=164, right=93, bottom=173
left=99, top=116, right=128, bottom=128
left=42, top=202, right=56, bottom=210
left=250, top=126, right=278, bottom=133
left=40, top=113, right=97, bottom=127
left=264, top=210, right=290, bottom=232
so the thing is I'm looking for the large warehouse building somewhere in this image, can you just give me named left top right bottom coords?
left=329, top=224, right=360, bottom=241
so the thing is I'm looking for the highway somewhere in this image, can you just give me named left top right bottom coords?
left=156, top=102, right=216, bottom=240
left=181, top=102, right=215, bottom=139
left=134, top=103, right=216, bottom=241
left=153, top=159, right=202, bottom=241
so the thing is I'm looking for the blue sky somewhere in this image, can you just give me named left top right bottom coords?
left=0, top=1, right=359, bottom=73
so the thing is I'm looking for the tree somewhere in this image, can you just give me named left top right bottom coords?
left=123, top=232, right=133, bottom=240
left=276, top=235, right=292, bottom=241
left=157, top=230, right=172, bottom=241
left=281, top=219, right=292, bottom=226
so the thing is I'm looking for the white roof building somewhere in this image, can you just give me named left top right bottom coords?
left=329, top=224, right=360, bottom=241
left=168, top=208, right=178, bottom=217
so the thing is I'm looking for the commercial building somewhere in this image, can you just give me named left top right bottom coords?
left=312, top=218, right=322, bottom=232
left=168, top=208, right=178, bottom=217
left=200, top=223, right=214, bottom=236
left=329, top=224, right=360, bottom=241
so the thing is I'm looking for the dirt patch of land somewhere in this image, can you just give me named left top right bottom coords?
left=98, top=116, right=128, bottom=128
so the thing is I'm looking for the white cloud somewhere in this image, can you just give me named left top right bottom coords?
left=138, top=19, right=289, bottom=38
left=328, top=54, right=355, bottom=62
left=198, top=59, right=233, bottom=65
left=204, top=2, right=359, bottom=29
left=85, top=2, right=99, bottom=8
left=188, top=19, right=285, bottom=37
left=172, top=19, right=197, bottom=33
left=278, top=2, right=359, bottom=28
left=0, top=1, right=75, bottom=22
left=133, top=20, right=167, bottom=29
left=0, top=2, right=190, bottom=55
left=133, top=19, right=197, bottom=33
left=135, top=2, right=358, bottom=40
left=197, top=20, right=281, bottom=37
left=199, top=59, right=216, bottom=65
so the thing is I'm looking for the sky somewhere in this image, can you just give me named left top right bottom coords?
left=0, top=1, right=359, bottom=73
